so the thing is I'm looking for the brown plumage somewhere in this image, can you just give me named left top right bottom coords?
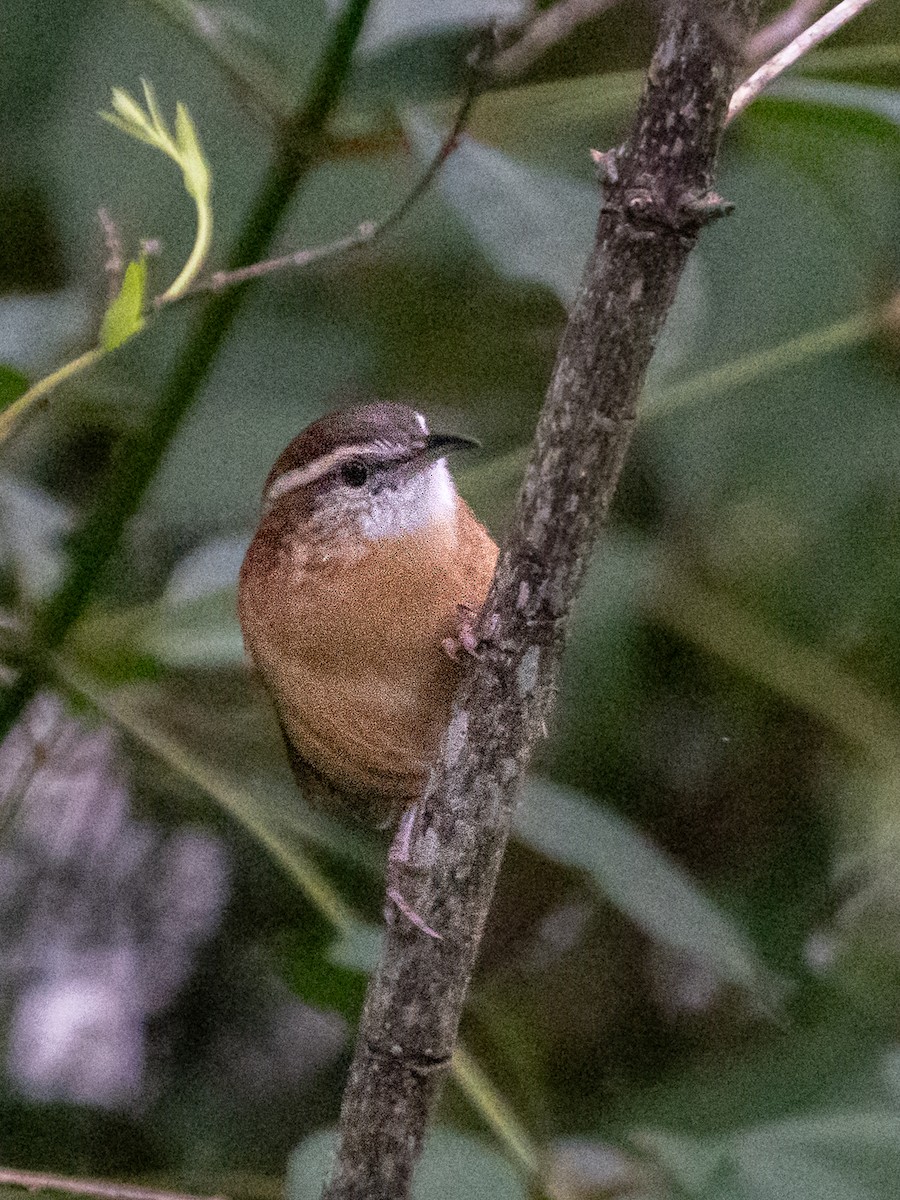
left=238, top=404, right=498, bottom=826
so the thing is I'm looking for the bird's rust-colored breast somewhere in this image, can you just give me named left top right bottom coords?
left=239, top=496, right=497, bottom=816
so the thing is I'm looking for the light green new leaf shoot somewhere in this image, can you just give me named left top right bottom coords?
left=100, top=257, right=148, bottom=351
left=0, top=81, right=216, bottom=447
left=102, top=87, right=162, bottom=148
left=140, top=76, right=166, bottom=135
left=174, top=101, right=211, bottom=203
left=100, top=79, right=213, bottom=303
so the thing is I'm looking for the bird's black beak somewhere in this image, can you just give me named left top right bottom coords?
left=423, top=431, right=482, bottom=460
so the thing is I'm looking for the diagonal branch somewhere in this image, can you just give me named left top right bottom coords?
left=0, top=1168, right=225, bottom=1200
left=52, top=659, right=544, bottom=1183
left=490, top=0, right=626, bottom=81
left=321, top=2, right=762, bottom=1197
left=180, top=72, right=481, bottom=297
left=728, top=0, right=881, bottom=121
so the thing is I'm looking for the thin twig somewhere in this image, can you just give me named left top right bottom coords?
left=490, top=0, right=626, bottom=80
left=97, top=207, right=125, bottom=302
left=747, top=0, right=828, bottom=63
left=186, top=226, right=373, bottom=294
left=0, top=1169, right=226, bottom=1200
left=181, top=61, right=483, bottom=298
left=728, top=0, right=880, bottom=121
left=0, top=348, right=105, bottom=446
left=322, top=1, right=762, bottom=1196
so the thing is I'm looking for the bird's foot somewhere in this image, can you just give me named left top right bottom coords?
left=441, top=604, right=483, bottom=661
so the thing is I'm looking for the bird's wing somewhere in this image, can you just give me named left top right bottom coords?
left=275, top=713, right=393, bottom=827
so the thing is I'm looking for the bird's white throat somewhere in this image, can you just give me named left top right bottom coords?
left=359, top=459, right=456, bottom=541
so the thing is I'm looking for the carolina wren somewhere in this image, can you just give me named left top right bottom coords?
left=238, top=403, right=498, bottom=929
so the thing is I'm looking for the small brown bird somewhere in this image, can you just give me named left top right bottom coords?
left=238, top=403, right=498, bottom=933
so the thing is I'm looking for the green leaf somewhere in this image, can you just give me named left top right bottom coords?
left=740, top=83, right=900, bottom=253
left=0, top=292, right=93, bottom=370
left=0, top=473, right=73, bottom=600
left=465, top=70, right=641, bottom=160
left=100, top=257, right=147, bottom=350
left=99, top=84, right=213, bottom=303
left=642, top=1111, right=900, bottom=1200
left=165, top=534, right=249, bottom=600
left=403, top=110, right=596, bottom=306
left=277, top=924, right=369, bottom=1021
left=279, top=919, right=381, bottom=1021
left=288, top=1128, right=526, bottom=1200
left=547, top=534, right=658, bottom=786
left=0, top=365, right=28, bottom=411
left=140, top=589, right=244, bottom=668
left=729, top=1112, right=900, bottom=1200
left=403, top=108, right=704, bottom=370
left=414, top=1129, right=527, bottom=1199
left=106, top=85, right=158, bottom=139
left=767, top=79, right=900, bottom=131
left=516, top=777, right=786, bottom=1005
left=140, top=76, right=167, bottom=135
left=134, top=536, right=247, bottom=668
left=636, top=1130, right=726, bottom=1196
left=66, top=674, right=377, bottom=922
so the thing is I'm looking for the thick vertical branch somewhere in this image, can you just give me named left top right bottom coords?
left=323, top=2, right=761, bottom=1197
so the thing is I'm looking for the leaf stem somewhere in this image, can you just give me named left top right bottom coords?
left=651, top=563, right=900, bottom=769
left=450, top=1047, right=542, bottom=1179
left=0, top=348, right=105, bottom=446
left=642, top=309, right=873, bottom=419
left=156, top=183, right=214, bottom=304
left=59, top=664, right=357, bottom=933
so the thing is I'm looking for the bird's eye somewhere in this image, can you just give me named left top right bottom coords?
left=340, top=459, right=369, bottom=487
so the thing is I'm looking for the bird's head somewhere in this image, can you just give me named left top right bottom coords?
left=260, top=403, right=479, bottom=543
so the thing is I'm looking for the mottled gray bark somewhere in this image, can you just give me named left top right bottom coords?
left=323, top=3, right=761, bottom=1196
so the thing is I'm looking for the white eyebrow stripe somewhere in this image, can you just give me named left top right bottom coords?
left=263, top=440, right=409, bottom=506
left=265, top=444, right=372, bottom=504
left=415, top=411, right=429, bottom=434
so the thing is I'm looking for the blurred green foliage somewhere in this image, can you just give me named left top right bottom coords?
left=2, top=1, right=900, bottom=1198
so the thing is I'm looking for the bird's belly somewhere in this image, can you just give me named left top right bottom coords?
left=268, top=650, right=454, bottom=808
left=239, top=517, right=493, bottom=814
left=298, top=534, right=466, bottom=669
